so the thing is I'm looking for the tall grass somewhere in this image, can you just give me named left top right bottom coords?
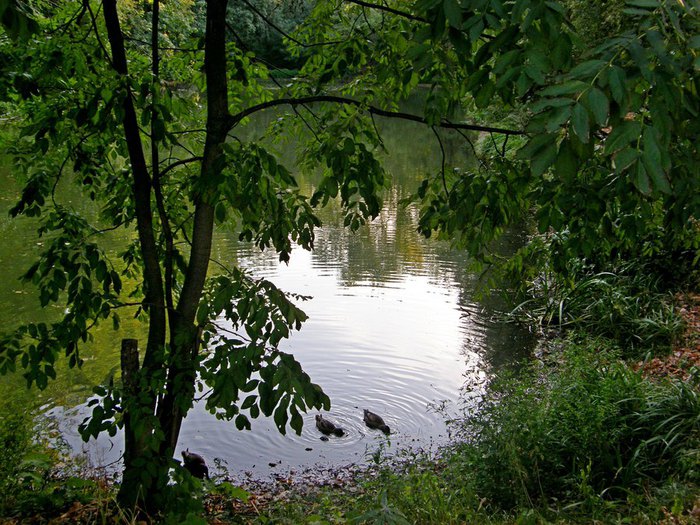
left=506, top=255, right=684, bottom=356
left=449, top=340, right=700, bottom=513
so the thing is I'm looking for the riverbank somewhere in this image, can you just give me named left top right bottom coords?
left=196, top=293, right=700, bottom=523
left=1, top=295, right=698, bottom=524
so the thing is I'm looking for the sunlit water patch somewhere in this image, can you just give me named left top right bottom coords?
left=49, top=230, right=531, bottom=479
left=1, top=105, right=534, bottom=480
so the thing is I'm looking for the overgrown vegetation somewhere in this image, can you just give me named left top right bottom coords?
left=503, top=252, right=685, bottom=356
left=0, top=400, right=105, bottom=521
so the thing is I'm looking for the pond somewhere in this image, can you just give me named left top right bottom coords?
left=0, top=102, right=534, bottom=480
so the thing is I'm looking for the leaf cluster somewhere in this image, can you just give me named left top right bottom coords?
left=197, top=268, right=329, bottom=434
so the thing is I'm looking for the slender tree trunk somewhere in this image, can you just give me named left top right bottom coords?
left=118, top=339, right=143, bottom=511
left=104, top=0, right=231, bottom=513
left=102, top=0, right=169, bottom=514
left=156, top=0, right=231, bottom=461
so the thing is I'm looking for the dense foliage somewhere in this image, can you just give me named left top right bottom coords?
left=457, top=342, right=700, bottom=509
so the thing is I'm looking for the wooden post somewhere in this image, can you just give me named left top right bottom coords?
left=119, top=338, right=141, bottom=511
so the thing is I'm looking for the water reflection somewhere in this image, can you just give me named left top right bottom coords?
left=0, top=102, right=535, bottom=479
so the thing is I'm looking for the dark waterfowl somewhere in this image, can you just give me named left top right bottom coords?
left=181, top=449, right=210, bottom=479
left=315, top=414, right=345, bottom=436
left=363, top=409, right=390, bottom=434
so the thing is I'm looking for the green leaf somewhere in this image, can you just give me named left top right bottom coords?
left=634, top=161, right=651, bottom=194
left=543, top=106, right=572, bottom=133
left=625, top=0, right=658, bottom=7
left=613, top=147, right=639, bottom=173
left=524, top=65, right=545, bottom=84
left=443, top=0, right=462, bottom=28
left=531, top=97, right=574, bottom=113
left=607, top=67, right=626, bottom=104
left=541, top=80, right=588, bottom=96
left=153, top=118, right=165, bottom=142
left=493, top=49, right=521, bottom=74
left=642, top=126, right=671, bottom=194
left=467, top=17, right=484, bottom=43
left=628, top=41, right=651, bottom=80
left=645, top=30, right=670, bottom=67
left=623, top=7, right=653, bottom=15
left=241, top=395, right=257, bottom=410
left=216, top=483, right=250, bottom=502
left=273, top=396, right=289, bottom=434
left=475, top=81, right=496, bottom=108
left=571, top=103, right=590, bottom=143
left=604, top=120, right=641, bottom=154
left=290, top=406, right=303, bottom=435
left=585, top=88, right=609, bottom=126
left=568, top=60, right=606, bottom=80
left=516, top=133, right=556, bottom=161
left=555, top=140, right=579, bottom=179
left=235, top=414, right=251, bottom=430
left=530, top=141, right=558, bottom=176
left=215, top=202, right=226, bottom=223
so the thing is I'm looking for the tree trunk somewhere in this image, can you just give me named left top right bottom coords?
left=104, top=0, right=231, bottom=514
left=156, top=0, right=231, bottom=459
left=117, top=339, right=146, bottom=512
left=102, top=0, right=169, bottom=514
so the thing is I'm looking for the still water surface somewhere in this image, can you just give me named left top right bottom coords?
left=0, top=111, right=533, bottom=479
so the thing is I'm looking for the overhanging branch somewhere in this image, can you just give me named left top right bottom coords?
left=228, top=95, right=525, bottom=136
left=344, top=0, right=429, bottom=23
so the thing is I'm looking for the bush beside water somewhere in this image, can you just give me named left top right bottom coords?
left=452, top=340, right=700, bottom=514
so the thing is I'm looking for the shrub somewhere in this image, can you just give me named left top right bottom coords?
left=506, top=253, right=685, bottom=357
left=0, top=400, right=100, bottom=519
left=450, top=341, right=700, bottom=511
left=0, top=401, right=34, bottom=515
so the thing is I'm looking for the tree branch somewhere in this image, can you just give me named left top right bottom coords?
left=432, top=126, right=449, bottom=197
left=228, top=95, right=525, bottom=136
left=239, top=0, right=341, bottom=48
left=103, top=0, right=166, bottom=374
left=159, top=156, right=203, bottom=179
left=343, top=0, right=429, bottom=24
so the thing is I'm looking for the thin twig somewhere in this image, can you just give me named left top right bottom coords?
left=240, top=0, right=341, bottom=48
left=432, top=126, right=449, bottom=197
left=344, top=0, right=429, bottom=23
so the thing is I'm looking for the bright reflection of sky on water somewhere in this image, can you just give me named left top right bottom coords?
left=1, top=102, right=535, bottom=480
left=50, top=228, right=528, bottom=479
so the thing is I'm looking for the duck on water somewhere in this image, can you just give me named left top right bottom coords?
left=363, top=409, right=390, bottom=435
left=181, top=449, right=210, bottom=479
left=315, top=414, right=345, bottom=436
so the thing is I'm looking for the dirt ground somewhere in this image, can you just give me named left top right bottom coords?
left=635, top=293, right=700, bottom=381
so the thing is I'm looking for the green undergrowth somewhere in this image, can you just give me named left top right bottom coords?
left=1, top=335, right=698, bottom=523
left=259, top=337, right=700, bottom=524
left=503, top=253, right=687, bottom=359
left=0, top=397, right=112, bottom=522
